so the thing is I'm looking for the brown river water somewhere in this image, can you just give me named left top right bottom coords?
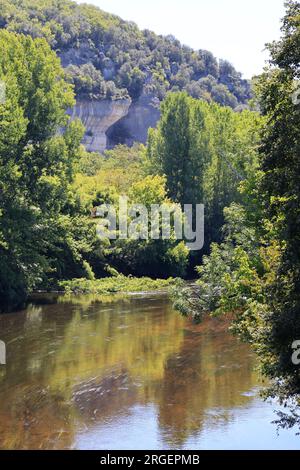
left=0, top=292, right=299, bottom=450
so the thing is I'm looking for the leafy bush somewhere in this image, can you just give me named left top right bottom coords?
left=60, top=275, right=176, bottom=295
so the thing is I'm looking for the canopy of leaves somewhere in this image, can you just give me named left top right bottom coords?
left=146, top=92, right=262, bottom=250
left=0, top=30, right=102, bottom=311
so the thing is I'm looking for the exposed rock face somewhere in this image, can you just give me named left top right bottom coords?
left=68, top=98, right=131, bottom=153
left=68, top=93, right=161, bottom=153
left=107, top=93, right=161, bottom=148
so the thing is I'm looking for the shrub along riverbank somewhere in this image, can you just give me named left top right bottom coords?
left=59, top=276, right=176, bottom=296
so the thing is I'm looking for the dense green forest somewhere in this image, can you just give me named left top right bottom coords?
left=0, top=0, right=251, bottom=108
left=0, top=0, right=300, bottom=432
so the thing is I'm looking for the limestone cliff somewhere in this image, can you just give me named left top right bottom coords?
left=68, top=98, right=132, bottom=153
left=107, top=93, right=161, bottom=148
left=68, top=91, right=162, bottom=153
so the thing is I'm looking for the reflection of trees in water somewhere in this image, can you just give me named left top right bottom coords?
left=0, top=385, right=74, bottom=449
left=0, top=296, right=259, bottom=449
left=48, top=297, right=185, bottom=393
left=0, top=296, right=184, bottom=448
left=0, top=302, right=77, bottom=449
left=156, top=317, right=258, bottom=447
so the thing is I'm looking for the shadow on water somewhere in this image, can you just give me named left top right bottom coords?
left=0, top=293, right=299, bottom=449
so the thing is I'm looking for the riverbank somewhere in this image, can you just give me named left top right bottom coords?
left=59, top=276, right=177, bottom=296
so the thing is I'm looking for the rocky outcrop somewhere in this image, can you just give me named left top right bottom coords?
left=68, top=93, right=161, bottom=153
left=107, top=93, right=161, bottom=148
left=68, top=98, right=131, bottom=153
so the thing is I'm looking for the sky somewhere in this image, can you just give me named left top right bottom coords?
left=77, top=0, right=286, bottom=79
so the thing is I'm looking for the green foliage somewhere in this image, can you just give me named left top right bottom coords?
left=211, top=1, right=300, bottom=422
left=108, top=175, right=190, bottom=278
left=172, top=0, right=300, bottom=431
left=243, top=0, right=300, bottom=416
left=0, top=30, right=100, bottom=311
left=204, top=104, right=261, bottom=245
left=172, top=202, right=264, bottom=320
left=0, top=0, right=251, bottom=106
left=74, top=144, right=145, bottom=209
left=147, top=92, right=262, bottom=247
left=147, top=93, right=197, bottom=206
left=60, top=275, right=176, bottom=295
left=65, top=63, right=128, bottom=100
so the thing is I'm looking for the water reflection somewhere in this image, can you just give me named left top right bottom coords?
left=0, top=294, right=297, bottom=449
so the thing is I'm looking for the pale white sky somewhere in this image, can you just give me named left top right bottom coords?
left=77, top=0, right=286, bottom=79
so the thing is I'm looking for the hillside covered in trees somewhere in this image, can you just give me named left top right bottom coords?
left=0, top=0, right=252, bottom=109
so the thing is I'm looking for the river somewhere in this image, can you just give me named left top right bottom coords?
left=0, top=292, right=299, bottom=450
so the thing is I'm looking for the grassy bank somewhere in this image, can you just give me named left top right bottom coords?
left=59, top=276, right=177, bottom=296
